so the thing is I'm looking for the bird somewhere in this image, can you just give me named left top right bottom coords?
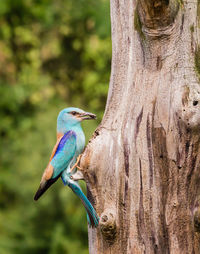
left=34, top=107, right=99, bottom=227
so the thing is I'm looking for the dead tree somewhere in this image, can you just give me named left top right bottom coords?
left=81, top=0, right=200, bottom=253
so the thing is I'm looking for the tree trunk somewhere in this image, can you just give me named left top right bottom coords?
left=81, top=0, right=200, bottom=253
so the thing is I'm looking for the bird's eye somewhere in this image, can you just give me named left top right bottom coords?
left=71, top=111, right=77, bottom=116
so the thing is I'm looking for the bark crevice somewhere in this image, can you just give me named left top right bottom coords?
left=137, top=0, right=180, bottom=31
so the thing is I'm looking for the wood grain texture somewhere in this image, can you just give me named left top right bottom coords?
left=81, top=0, right=200, bottom=253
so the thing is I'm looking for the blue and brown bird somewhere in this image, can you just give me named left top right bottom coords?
left=34, top=107, right=99, bottom=227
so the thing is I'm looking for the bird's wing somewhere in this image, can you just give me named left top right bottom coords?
left=34, top=130, right=76, bottom=200
left=48, top=135, right=63, bottom=163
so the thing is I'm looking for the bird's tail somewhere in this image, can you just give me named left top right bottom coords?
left=34, top=174, right=61, bottom=201
left=68, top=181, right=99, bottom=227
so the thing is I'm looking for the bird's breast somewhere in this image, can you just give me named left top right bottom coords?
left=76, top=130, right=85, bottom=154
left=64, top=129, right=85, bottom=174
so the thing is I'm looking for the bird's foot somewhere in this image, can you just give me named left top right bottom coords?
left=70, top=170, right=84, bottom=181
left=70, top=154, right=82, bottom=173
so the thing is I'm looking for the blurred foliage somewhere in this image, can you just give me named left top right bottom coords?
left=0, top=0, right=111, bottom=253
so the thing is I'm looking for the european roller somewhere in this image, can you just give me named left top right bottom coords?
left=34, top=107, right=99, bottom=227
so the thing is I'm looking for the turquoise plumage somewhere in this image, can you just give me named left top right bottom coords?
left=34, top=107, right=99, bottom=227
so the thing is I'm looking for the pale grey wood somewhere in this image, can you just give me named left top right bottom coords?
left=81, top=0, right=200, bottom=253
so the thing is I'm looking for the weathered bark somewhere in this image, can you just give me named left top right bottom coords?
left=81, top=0, right=200, bottom=253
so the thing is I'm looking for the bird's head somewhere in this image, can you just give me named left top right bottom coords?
left=57, top=107, right=96, bottom=133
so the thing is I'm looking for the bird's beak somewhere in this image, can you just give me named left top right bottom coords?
left=80, top=112, right=96, bottom=120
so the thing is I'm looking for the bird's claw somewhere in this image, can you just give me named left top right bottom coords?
left=70, top=154, right=82, bottom=173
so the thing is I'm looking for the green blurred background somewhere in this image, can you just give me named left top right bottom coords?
left=0, top=0, right=111, bottom=253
